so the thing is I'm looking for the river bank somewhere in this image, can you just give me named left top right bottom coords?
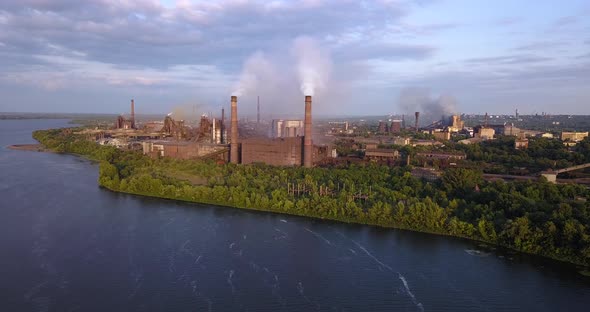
left=7, top=144, right=47, bottom=152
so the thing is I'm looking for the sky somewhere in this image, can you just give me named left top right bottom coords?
left=0, top=0, right=589, bottom=116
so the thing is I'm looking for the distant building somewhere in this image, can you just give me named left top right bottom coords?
left=393, top=137, right=411, bottom=146
left=240, top=137, right=330, bottom=167
left=272, top=120, right=304, bottom=138
left=365, top=143, right=378, bottom=150
left=142, top=141, right=227, bottom=160
left=390, top=120, right=402, bottom=133
left=412, top=140, right=443, bottom=147
left=114, top=115, right=133, bottom=130
left=486, top=124, right=505, bottom=136
left=447, top=115, right=464, bottom=132
left=474, top=126, right=495, bottom=140
left=328, top=121, right=349, bottom=134
left=515, top=138, right=529, bottom=149
left=459, top=137, right=484, bottom=145
left=378, top=121, right=387, bottom=133
left=432, top=130, right=451, bottom=141
left=365, top=149, right=400, bottom=161
left=503, top=124, right=520, bottom=136
left=561, top=131, right=588, bottom=142
left=540, top=133, right=554, bottom=139
left=416, top=151, right=466, bottom=161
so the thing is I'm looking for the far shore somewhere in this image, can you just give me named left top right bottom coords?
left=7, top=144, right=46, bottom=152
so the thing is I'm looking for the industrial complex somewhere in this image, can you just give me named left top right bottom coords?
left=77, top=95, right=590, bottom=183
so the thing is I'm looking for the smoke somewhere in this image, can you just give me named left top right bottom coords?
left=229, top=36, right=335, bottom=115
left=231, top=51, right=275, bottom=97
left=291, top=36, right=332, bottom=96
left=168, top=103, right=206, bottom=122
left=398, top=87, right=457, bottom=122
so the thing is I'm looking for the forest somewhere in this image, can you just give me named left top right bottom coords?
left=33, top=128, right=590, bottom=266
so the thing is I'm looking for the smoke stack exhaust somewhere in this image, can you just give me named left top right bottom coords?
left=131, top=99, right=135, bottom=129
left=230, top=96, right=239, bottom=164
left=414, top=111, right=420, bottom=132
left=303, top=95, right=312, bottom=168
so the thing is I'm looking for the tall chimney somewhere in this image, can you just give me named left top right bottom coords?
left=257, top=96, right=260, bottom=125
left=131, top=99, right=135, bottom=129
left=230, top=96, right=239, bottom=164
left=414, top=111, right=420, bottom=132
left=221, top=108, right=225, bottom=144
left=303, top=95, right=312, bottom=168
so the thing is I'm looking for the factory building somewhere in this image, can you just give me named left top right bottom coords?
left=432, top=129, right=451, bottom=141
left=365, top=149, right=400, bottom=162
left=142, top=141, right=228, bottom=160
left=227, top=95, right=327, bottom=168
left=378, top=121, right=387, bottom=133
left=240, top=137, right=329, bottom=167
left=114, top=99, right=136, bottom=130
left=328, top=121, right=349, bottom=134
left=390, top=120, right=402, bottom=133
left=515, top=138, right=529, bottom=149
left=446, top=115, right=464, bottom=132
left=474, top=126, right=495, bottom=140
left=416, top=152, right=466, bottom=161
left=198, top=115, right=224, bottom=143
left=561, top=131, right=588, bottom=142
left=272, top=119, right=304, bottom=138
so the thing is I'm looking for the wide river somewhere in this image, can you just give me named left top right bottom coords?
left=1, top=119, right=589, bottom=311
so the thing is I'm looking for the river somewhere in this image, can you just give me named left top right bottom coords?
left=1, top=119, right=589, bottom=311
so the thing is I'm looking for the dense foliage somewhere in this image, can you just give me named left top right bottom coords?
left=413, top=136, right=590, bottom=174
left=34, top=129, right=590, bottom=266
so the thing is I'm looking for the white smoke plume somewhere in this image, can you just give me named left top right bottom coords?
left=231, top=51, right=275, bottom=97
left=291, top=36, right=332, bottom=96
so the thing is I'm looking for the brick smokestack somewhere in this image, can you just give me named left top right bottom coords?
left=303, top=95, right=312, bottom=168
left=221, top=108, right=225, bottom=144
left=131, top=99, right=135, bottom=129
left=414, top=111, right=420, bottom=132
left=230, top=96, right=239, bottom=164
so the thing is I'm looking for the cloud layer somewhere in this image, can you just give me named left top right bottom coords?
left=0, top=0, right=589, bottom=114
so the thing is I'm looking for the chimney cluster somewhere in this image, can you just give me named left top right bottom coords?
left=228, top=94, right=313, bottom=167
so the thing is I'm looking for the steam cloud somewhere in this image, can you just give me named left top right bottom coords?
left=231, top=51, right=275, bottom=97
left=231, top=36, right=332, bottom=99
left=292, top=36, right=332, bottom=96
left=398, top=87, right=457, bottom=122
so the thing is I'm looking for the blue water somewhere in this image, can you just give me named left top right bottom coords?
left=1, top=119, right=589, bottom=311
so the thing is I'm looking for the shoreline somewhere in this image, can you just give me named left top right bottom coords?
left=7, top=144, right=47, bottom=152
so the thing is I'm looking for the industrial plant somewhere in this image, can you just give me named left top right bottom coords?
left=77, top=92, right=589, bottom=181
left=81, top=94, right=331, bottom=167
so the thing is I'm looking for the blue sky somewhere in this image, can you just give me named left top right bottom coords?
left=0, top=0, right=589, bottom=116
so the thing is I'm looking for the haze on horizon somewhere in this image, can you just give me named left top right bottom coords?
left=0, top=0, right=589, bottom=116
